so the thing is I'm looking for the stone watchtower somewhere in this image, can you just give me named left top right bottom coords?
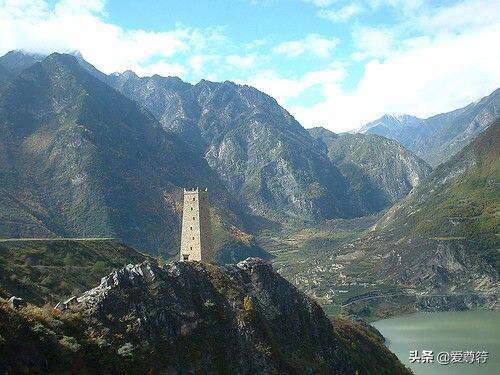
left=180, top=188, right=214, bottom=262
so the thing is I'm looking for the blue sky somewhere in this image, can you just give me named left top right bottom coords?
left=1, top=0, right=499, bottom=131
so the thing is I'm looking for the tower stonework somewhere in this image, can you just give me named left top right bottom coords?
left=180, top=188, right=214, bottom=262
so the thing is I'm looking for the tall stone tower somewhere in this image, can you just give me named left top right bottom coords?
left=180, top=188, right=214, bottom=262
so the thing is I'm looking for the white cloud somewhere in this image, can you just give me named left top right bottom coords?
left=302, top=0, right=339, bottom=8
left=243, top=66, right=345, bottom=106
left=245, top=39, right=267, bottom=50
left=54, top=0, right=106, bottom=15
left=273, top=34, right=339, bottom=59
left=1, top=0, right=499, bottom=135
left=134, top=61, right=187, bottom=78
left=367, top=0, right=424, bottom=13
left=188, top=54, right=219, bottom=76
left=306, top=0, right=423, bottom=15
left=0, top=0, right=220, bottom=77
left=351, top=26, right=395, bottom=60
left=318, top=4, right=364, bottom=22
left=225, top=54, right=257, bottom=70
left=244, top=70, right=310, bottom=103
left=289, top=23, right=500, bottom=131
left=265, top=0, right=500, bottom=131
left=412, top=0, right=500, bottom=33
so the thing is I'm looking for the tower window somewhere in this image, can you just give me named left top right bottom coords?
left=190, top=227, right=192, bottom=230
left=192, top=237, right=195, bottom=240
left=190, top=246, right=193, bottom=250
left=193, top=197, right=196, bottom=201
left=193, top=217, right=195, bottom=220
left=191, top=207, right=193, bottom=211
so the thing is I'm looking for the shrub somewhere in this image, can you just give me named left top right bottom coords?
left=203, top=299, right=215, bottom=308
left=91, top=260, right=107, bottom=276
left=60, top=335, right=81, bottom=352
left=117, top=342, right=135, bottom=357
left=157, top=256, right=166, bottom=268
left=63, top=253, right=76, bottom=267
left=243, top=296, right=254, bottom=313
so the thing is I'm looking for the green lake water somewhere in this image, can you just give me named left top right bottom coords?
left=372, top=311, right=499, bottom=374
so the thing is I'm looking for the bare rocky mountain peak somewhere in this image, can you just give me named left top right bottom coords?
left=104, top=57, right=431, bottom=222
left=360, top=88, right=500, bottom=166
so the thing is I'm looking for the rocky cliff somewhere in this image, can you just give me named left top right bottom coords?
left=77, top=259, right=409, bottom=374
left=108, top=73, right=353, bottom=222
left=107, top=70, right=430, bottom=222
left=0, top=258, right=410, bottom=374
left=309, top=128, right=432, bottom=213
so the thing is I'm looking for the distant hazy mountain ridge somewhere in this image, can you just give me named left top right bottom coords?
left=0, top=50, right=44, bottom=79
left=360, top=89, right=500, bottom=166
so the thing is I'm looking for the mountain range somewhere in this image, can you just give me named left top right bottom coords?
left=0, top=52, right=242, bottom=257
left=342, top=118, right=499, bottom=316
left=0, top=49, right=498, bottom=311
left=309, top=129, right=432, bottom=212
left=0, top=44, right=498, bottom=373
left=268, top=118, right=498, bottom=319
left=0, top=50, right=432, bottom=258
left=107, top=64, right=436, bottom=221
left=362, top=117, right=499, bottom=290
left=359, top=89, right=500, bottom=166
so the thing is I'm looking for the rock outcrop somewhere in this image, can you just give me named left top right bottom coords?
left=7, top=296, right=25, bottom=310
left=75, top=259, right=409, bottom=374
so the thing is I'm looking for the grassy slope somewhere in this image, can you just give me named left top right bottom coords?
left=0, top=300, right=151, bottom=374
left=0, top=298, right=410, bottom=374
left=375, top=118, right=499, bottom=271
left=0, top=239, right=147, bottom=304
left=259, top=120, right=498, bottom=320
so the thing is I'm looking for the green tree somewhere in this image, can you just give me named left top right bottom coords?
left=63, top=253, right=76, bottom=267
left=91, top=260, right=107, bottom=276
